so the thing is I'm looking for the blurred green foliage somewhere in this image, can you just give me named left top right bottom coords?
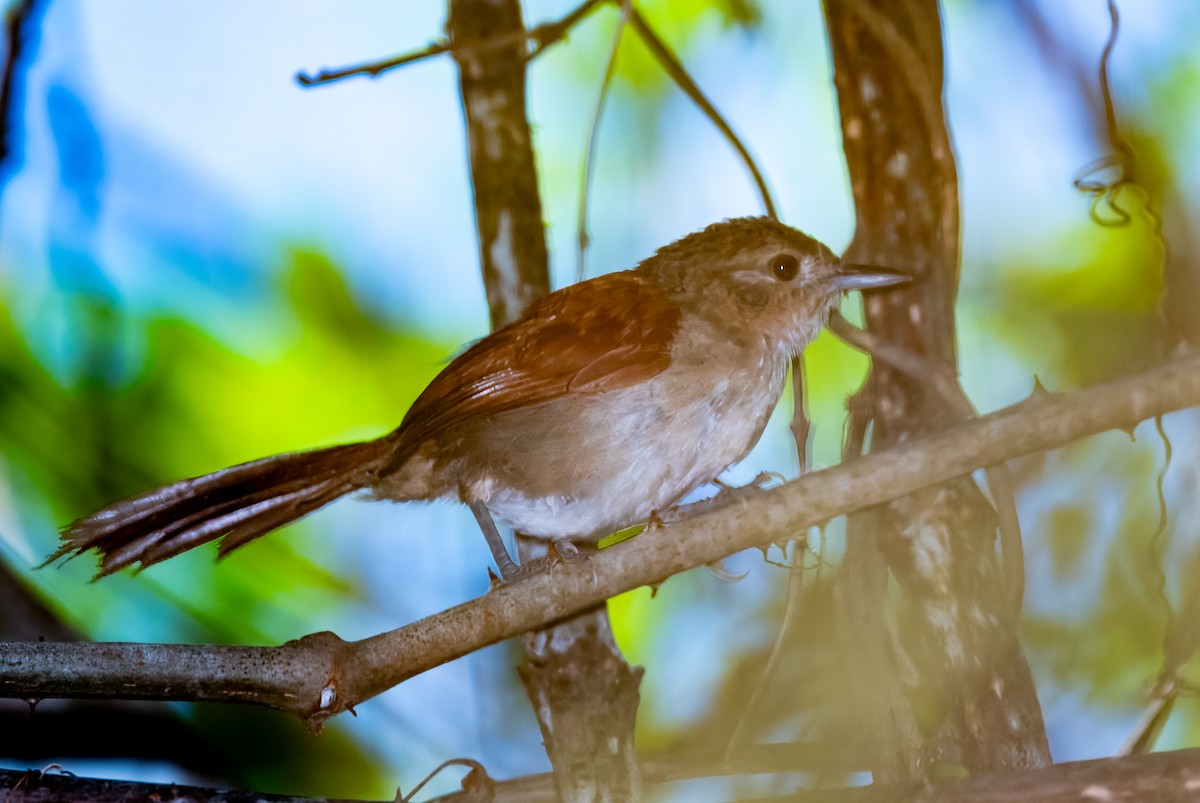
left=564, top=0, right=763, bottom=94
left=986, top=209, right=1165, bottom=388
left=0, top=251, right=459, bottom=797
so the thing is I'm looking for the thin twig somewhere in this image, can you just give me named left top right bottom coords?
left=528, top=0, right=608, bottom=60
left=1117, top=679, right=1177, bottom=757
left=723, top=539, right=809, bottom=765
left=1148, top=413, right=1174, bottom=655
left=576, top=0, right=632, bottom=283
left=1073, top=0, right=1135, bottom=226
left=1117, top=415, right=1179, bottom=756
left=1071, top=0, right=1166, bottom=280
left=828, top=311, right=962, bottom=410
left=1096, top=0, right=1122, bottom=145
left=1077, top=4, right=1180, bottom=752
left=296, top=40, right=454, bottom=86
left=1071, top=0, right=1171, bottom=364
left=987, top=461, right=1028, bottom=618
left=789, top=355, right=811, bottom=474
left=625, top=6, right=777, bottom=219
left=295, top=0, right=606, bottom=87
left=399, top=758, right=493, bottom=803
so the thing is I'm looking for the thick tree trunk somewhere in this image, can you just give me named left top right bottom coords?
left=822, top=0, right=1051, bottom=780
left=447, top=0, right=549, bottom=329
left=447, top=2, right=643, bottom=800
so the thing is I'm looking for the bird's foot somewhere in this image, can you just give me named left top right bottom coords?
left=713, top=470, right=783, bottom=494
left=488, top=539, right=591, bottom=586
left=652, top=472, right=782, bottom=528
left=705, top=556, right=749, bottom=582
left=643, top=509, right=667, bottom=533
left=703, top=471, right=782, bottom=511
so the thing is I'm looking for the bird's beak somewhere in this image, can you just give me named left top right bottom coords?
left=830, top=262, right=910, bottom=292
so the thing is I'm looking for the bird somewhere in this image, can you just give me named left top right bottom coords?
left=49, top=216, right=907, bottom=580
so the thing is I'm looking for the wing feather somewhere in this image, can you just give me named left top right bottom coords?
left=387, top=271, right=679, bottom=462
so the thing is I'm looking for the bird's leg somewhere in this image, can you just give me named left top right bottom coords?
left=470, top=503, right=520, bottom=580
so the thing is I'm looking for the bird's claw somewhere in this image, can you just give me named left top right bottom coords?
left=491, top=540, right=590, bottom=585
left=706, top=557, right=748, bottom=583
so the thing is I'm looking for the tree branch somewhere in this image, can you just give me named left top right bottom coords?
left=432, top=744, right=1200, bottom=802
left=625, top=6, right=776, bottom=220
left=4, top=352, right=1198, bottom=723
left=294, top=0, right=605, bottom=87
left=0, top=767, right=365, bottom=803
left=6, top=744, right=1200, bottom=802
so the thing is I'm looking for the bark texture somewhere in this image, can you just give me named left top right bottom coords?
left=448, top=0, right=550, bottom=330
left=447, top=2, right=642, bottom=799
left=823, top=0, right=1052, bottom=780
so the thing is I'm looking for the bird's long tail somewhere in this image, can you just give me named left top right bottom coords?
left=48, top=440, right=387, bottom=578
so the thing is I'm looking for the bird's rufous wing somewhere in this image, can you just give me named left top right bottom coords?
left=390, top=271, right=681, bottom=457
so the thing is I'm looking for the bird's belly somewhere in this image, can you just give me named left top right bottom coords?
left=459, top=365, right=785, bottom=541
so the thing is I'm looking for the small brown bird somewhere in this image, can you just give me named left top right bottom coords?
left=51, top=217, right=906, bottom=579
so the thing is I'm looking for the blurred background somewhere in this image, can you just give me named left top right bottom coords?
left=0, top=0, right=1197, bottom=800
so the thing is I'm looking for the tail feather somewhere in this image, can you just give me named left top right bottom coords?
left=96, top=477, right=343, bottom=575
left=214, top=481, right=353, bottom=559
left=76, top=475, right=300, bottom=569
left=50, top=440, right=385, bottom=577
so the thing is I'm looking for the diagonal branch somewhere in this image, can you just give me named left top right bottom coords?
left=575, top=0, right=631, bottom=283
left=3, top=352, right=1199, bottom=724
left=625, top=6, right=776, bottom=220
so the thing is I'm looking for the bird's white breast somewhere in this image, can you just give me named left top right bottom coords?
left=471, top=346, right=790, bottom=542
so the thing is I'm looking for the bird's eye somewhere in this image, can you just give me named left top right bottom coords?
left=771, top=253, right=800, bottom=282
